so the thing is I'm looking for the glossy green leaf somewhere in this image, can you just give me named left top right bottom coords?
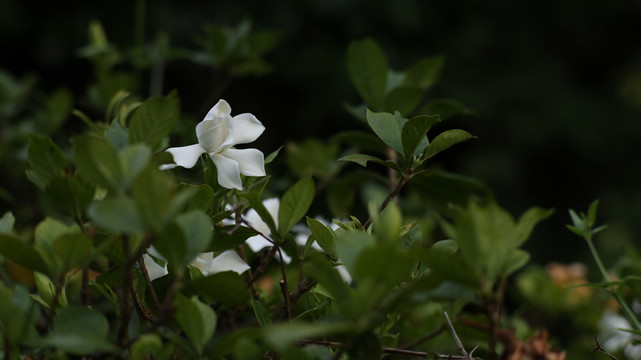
left=175, top=210, right=213, bottom=265
left=279, top=177, right=315, bottom=237
left=177, top=183, right=215, bottom=212
left=130, top=334, right=163, bottom=360
left=0, top=211, right=15, bottom=234
left=26, top=134, right=68, bottom=190
left=44, top=305, right=116, bottom=355
left=514, top=207, right=554, bottom=246
left=403, top=55, right=445, bottom=90
left=45, top=175, right=95, bottom=219
left=366, top=110, right=406, bottom=154
left=104, top=118, right=129, bottom=150
left=401, top=115, right=441, bottom=158
left=192, top=271, right=250, bottom=308
left=338, top=153, right=403, bottom=174
left=119, top=144, right=152, bottom=182
left=307, top=217, right=336, bottom=257
left=88, top=196, right=146, bottom=233
left=0, top=234, right=49, bottom=274
left=304, top=253, right=350, bottom=302
left=175, top=294, right=217, bottom=354
left=132, top=165, right=174, bottom=231
left=74, top=135, right=123, bottom=191
left=251, top=299, right=271, bottom=327
left=211, top=225, right=258, bottom=252
left=129, top=90, right=180, bottom=149
left=34, top=272, right=68, bottom=309
left=0, top=283, right=40, bottom=346
left=347, top=39, right=387, bottom=109
left=423, top=129, right=476, bottom=161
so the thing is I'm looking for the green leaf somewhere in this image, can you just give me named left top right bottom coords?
left=251, top=299, right=272, bottom=327
left=265, top=145, right=283, bottom=164
left=45, top=175, right=95, bottom=219
left=286, top=139, right=340, bottom=178
left=366, top=110, right=406, bottom=154
left=177, top=183, right=215, bottom=212
left=587, top=199, right=600, bottom=228
left=401, top=115, right=441, bottom=158
left=0, top=234, right=49, bottom=274
left=44, top=305, right=117, bottom=355
left=241, top=192, right=277, bottom=236
left=504, top=249, right=530, bottom=276
left=132, top=165, right=174, bottom=231
left=337, top=153, right=402, bottom=174
left=53, top=233, right=92, bottom=274
left=347, top=39, right=388, bottom=109
left=304, top=253, right=350, bottom=302
left=0, top=283, right=40, bottom=346
left=175, top=210, right=213, bottom=266
left=418, top=98, right=472, bottom=120
left=192, top=271, right=250, bottom=308
left=423, top=129, right=476, bottom=161
left=130, top=334, right=163, bottom=360
left=119, top=144, right=152, bottom=182
left=263, top=321, right=354, bottom=351
left=335, top=230, right=375, bottom=277
left=403, top=55, right=445, bottom=90
left=26, top=134, right=68, bottom=190
left=129, top=90, right=180, bottom=149
left=383, top=87, right=423, bottom=116
left=307, top=217, right=336, bottom=257
left=34, top=272, right=67, bottom=309
left=354, top=246, right=413, bottom=287
left=74, top=135, right=123, bottom=191
left=104, top=118, right=129, bottom=150
left=0, top=212, right=15, bottom=234
left=279, top=177, right=315, bottom=237
left=174, top=294, right=217, bottom=355
left=88, top=196, right=146, bottom=233
left=211, top=225, right=258, bottom=252
left=514, top=207, right=554, bottom=246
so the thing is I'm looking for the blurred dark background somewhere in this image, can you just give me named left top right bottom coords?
left=2, top=0, right=641, bottom=265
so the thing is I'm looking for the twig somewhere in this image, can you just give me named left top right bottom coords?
left=401, top=325, right=446, bottom=349
left=237, top=244, right=260, bottom=300
left=363, top=172, right=410, bottom=230
left=246, top=246, right=279, bottom=286
left=278, top=247, right=292, bottom=320
left=298, top=339, right=482, bottom=359
left=117, top=236, right=133, bottom=346
left=444, top=312, right=479, bottom=360
left=289, top=276, right=316, bottom=306
left=137, top=256, right=161, bottom=311
left=594, top=337, right=618, bottom=360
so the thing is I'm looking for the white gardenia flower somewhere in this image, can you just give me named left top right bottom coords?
left=161, top=99, right=266, bottom=190
left=243, top=198, right=292, bottom=264
left=191, top=251, right=250, bottom=276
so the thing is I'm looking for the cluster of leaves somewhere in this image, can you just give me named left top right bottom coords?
left=0, top=20, right=614, bottom=360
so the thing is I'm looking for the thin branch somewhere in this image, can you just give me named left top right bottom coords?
left=363, top=173, right=410, bottom=230
left=594, top=337, right=618, bottom=360
left=278, top=247, right=292, bottom=320
left=298, top=339, right=483, bottom=359
left=401, top=325, right=446, bottom=349
left=246, top=246, right=279, bottom=286
left=137, top=256, right=161, bottom=311
left=444, top=311, right=478, bottom=360
left=237, top=244, right=260, bottom=300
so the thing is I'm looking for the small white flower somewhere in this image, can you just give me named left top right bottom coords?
left=191, top=251, right=250, bottom=276
left=161, top=99, right=266, bottom=190
left=142, top=254, right=168, bottom=281
left=243, top=198, right=292, bottom=263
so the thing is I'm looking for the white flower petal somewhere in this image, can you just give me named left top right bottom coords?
left=164, top=144, right=207, bottom=169
left=263, top=198, right=280, bottom=229
left=142, top=254, right=168, bottom=281
left=209, top=250, right=250, bottom=275
left=221, top=148, right=266, bottom=177
left=204, top=99, right=232, bottom=120
left=211, top=153, right=243, bottom=190
left=335, top=265, right=352, bottom=284
left=197, top=116, right=234, bottom=153
left=245, top=235, right=273, bottom=252
left=231, top=113, right=265, bottom=145
left=191, top=253, right=214, bottom=276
